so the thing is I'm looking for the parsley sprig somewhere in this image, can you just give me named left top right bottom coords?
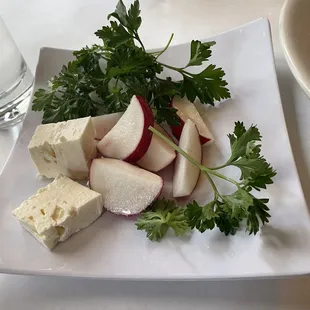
left=136, top=122, right=276, bottom=241
left=136, top=199, right=190, bottom=241
left=32, top=0, right=230, bottom=124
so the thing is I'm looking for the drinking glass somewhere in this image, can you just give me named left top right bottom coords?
left=0, top=17, right=33, bottom=128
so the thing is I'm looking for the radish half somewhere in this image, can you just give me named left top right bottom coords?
left=173, top=119, right=202, bottom=198
left=90, top=140, right=100, bottom=159
left=97, top=95, right=154, bottom=162
left=137, top=124, right=176, bottom=172
left=89, top=158, right=163, bottom=215
left=92, top=112, right=123, bottom=140
left=171, top=96, right=213, bottom=145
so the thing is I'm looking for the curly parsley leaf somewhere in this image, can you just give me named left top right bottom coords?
left=214, top=205, right=242, bottom=236
left=228, top=122, right=261, bottom=161
left=106, top=45, right=162, bottom=78
left=32, top=89, right=54, bottom=112
left=108, top=0, right=142, bottom=34
left=225, top=122, right=277, bottom=190
left=222, top=188, right=253, bottom=218
left=187, top=40, right=215, bottom=67
left=186, top=200, right=217, bottom=232
left=136, top=199, right=190, bottom=241
left=179, top=69, right=230, bottom=104
left=95, top=22, right=134, bottom=48
left=246, top=198, right=271, bottom=234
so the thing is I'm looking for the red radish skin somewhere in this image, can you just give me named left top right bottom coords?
left=125, top=96, right=154, bottom=162
left=171, top=120, right=211, bottom=145
left=170, top=118, right=185, bottom=141
left=170, top=97, right=213, bottom=145
left=97, top=95, right=154, bottom=162
left=199, top=134, right=211, bottom=145
left=170, top=98, right=184, bottom=140
left=89, top=158, right=163, bottom=215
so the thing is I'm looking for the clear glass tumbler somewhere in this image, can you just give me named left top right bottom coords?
left=0, top=17, right=33, bottom=128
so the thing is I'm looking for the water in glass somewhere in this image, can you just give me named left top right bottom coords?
left=0, top=17, right=33, bottom=128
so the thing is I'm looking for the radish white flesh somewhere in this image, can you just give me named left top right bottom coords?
left=92, top=112, right=123, bottom=140
left=97, top=95, right=154, bottom=162
left=171, top=96, right=213, bottom=145
left=89, top=158, right=163, bottom=215
left=90, top=140, right=100, bottom=159
left=137, top=124, right=176, bottom=172
left=173, top=119, right=202, bottom=198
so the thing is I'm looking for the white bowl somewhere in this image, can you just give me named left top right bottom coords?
left=280, top=0, right=310, bottom=98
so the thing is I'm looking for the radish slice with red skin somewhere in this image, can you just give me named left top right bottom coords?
left=137, top=124, right=176, bottom=172
left=92, top=112, right=123, bottom=140
left=171, top=96, right=213, bottom=145
left=97, top=95, right=154, bottom=162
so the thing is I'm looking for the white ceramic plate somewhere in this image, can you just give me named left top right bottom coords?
left=1, top=18, right=310, bottom=280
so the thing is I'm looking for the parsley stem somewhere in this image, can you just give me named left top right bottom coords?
left=157, top=63, right=197, bottom=78
left=150, top=126, right=240, bottom=188
left=155, top=33, right=174, bottom=59
left=158, top=62, right=183, bottom=73
left=134, top=33, right=145, bottom=51
left=209, top=163, right=229, bottom=170
left=203, top=171, right=220, bottom=198
left=207, top=169, right=239, bottom=186
left=150, top=126, right=225, bottom=197
left=149, top=126, right=203, bottom=170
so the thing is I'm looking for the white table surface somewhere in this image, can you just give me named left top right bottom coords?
left=1, top=0, right=310, bottom=309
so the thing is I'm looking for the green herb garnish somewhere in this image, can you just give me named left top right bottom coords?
left=136, top=122, right=276, bottom=241
left=136, top=199, right=190, bottom=241
left=32, top=0, right=230, bottom=125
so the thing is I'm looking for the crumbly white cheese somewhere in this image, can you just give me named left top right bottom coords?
left=28, top=117, right=96, bottom=180
left=12, top=176, right=103, bottom=250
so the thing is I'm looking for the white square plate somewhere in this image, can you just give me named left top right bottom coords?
left=1, top=18, right=310, bottom=279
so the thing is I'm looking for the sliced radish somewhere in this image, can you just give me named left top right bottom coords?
left=89, top=158, right=163, bottom=215
left=90, top=140, right=100, bottom=159
left=92, top=112, right=123, bottom=140
left=173, top=119, right=202, bottom=198
left=97, top=95, right=154, bottom=162
left=171, top=96, right=213, bottom=145
left=137, top=124, right=176, bottom=172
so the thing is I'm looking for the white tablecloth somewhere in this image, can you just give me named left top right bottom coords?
left=1, top=0, right=310, bottom=309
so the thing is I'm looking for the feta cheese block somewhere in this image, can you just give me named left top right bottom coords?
left=28, top=117, right=96, bottom=179
left=12, top=176, right=103, bottom=250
